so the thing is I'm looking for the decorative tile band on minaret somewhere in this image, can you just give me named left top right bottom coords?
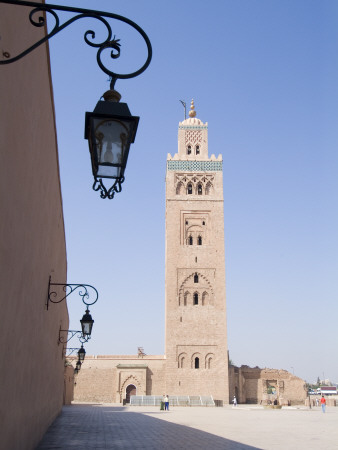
left=167, top=160, right=223, bottom=171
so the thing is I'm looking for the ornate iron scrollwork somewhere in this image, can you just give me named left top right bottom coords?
left=59, top=329, right=90, bottom=344
left=47, top=276, right=98, bottom=310
left=0, top=1, right=152, bottom=84
left=93, top=176, right=124, bottom=200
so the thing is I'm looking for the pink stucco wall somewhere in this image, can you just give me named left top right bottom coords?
left=0, top=3, right=68, bottom=449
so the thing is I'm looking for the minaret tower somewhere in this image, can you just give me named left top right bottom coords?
left=165, top=100, right=229, bottom=403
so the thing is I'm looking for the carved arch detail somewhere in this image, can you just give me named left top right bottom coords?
left=176, top=181, right=184, bottom=195
left=178, top=272, right=214, bottom=306
left=202, top=291, right=209, bottom=306
left=120, top=375, right=142, bottom=396
left=205, top=181, right=213, bottom=195
left=175, top=173, right=214, bottom=196
left=180, top=272, right=214, bottom=293
left=205, top=353, right=215, bottom=369
left=191, top=352, right=202, bottom=369
left=178, top=352, right=188, bottom=368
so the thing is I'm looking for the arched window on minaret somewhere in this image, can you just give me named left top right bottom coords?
left=187, top=145, right=192, bottom=155
left=205, top=182, right=212, bottom=195
left=178, top=353, right=187, bottom=368
left=195, top=145, right=200, bottom=155
left=187, top=183, right=193, bottom=194
left=205, top=353, right=214, bottom=369
left=195, top=357, right=199, bottom=369
left=188, top=235, right=193, bottom=245
left=197, top=236, right=202, bottom=245
left=202, top=291, right=208, bottom=306
left=184, top=291, right=190, bottom=306
left=194, top=273, right=199, bottom=283
left=197, top=183, right=203, bottom=195
left=176, top=182, right=183, bottom=195
left=193, top=292, right=198, bottom=305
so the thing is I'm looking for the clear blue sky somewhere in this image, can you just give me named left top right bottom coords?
left=48, top=0, right=338, bottom=384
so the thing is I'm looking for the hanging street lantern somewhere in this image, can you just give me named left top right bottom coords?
left=85, top=88, right=139, bottom=199
left=80, top=308, right=94, bottom=337
left=0, top=2, right=152, bottom=201
left=78, top=345, right=86, bottom=362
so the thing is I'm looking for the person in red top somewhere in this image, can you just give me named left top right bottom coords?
left=320, top=395, right=326, bottom=413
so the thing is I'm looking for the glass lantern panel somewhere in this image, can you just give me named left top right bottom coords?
left=97, top=164, right=121, bottom=178
left=82, top=322, right=92, bottom=335
left=93, top=118, right=130, bottom=169
left=78, top=348, right=85, bottom=361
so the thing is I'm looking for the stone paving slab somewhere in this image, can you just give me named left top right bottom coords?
left=143, top=405, right=338, bottom=450
left=36, top=404, right=338, bottom=450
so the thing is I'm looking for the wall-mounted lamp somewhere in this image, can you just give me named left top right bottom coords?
left=78, top=345, right=86, bottom=362
left=66, top=345, right=86, bottom=361
left=0, top=0, right=152, bottom=199
left=80, top=309, right=94, bottom=337
left=85, top=95, right=139, bottom=199
left=75, top=360, right=82, bottom=371
left=48, top=276, right=97, bottom=342
left=47, top=276, right=98, bottom=311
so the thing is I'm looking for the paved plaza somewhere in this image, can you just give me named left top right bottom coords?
left=37, top=403, right=338, bottom=449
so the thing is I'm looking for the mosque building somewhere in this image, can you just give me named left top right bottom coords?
left=71, top=102, right=306, bottom=406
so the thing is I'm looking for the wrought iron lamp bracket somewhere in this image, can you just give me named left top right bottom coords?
left=59, top=329, right=90, bottom=344
left=65, top=347, right=80, bottom=357
left=0, top=0, right=152, bottom=85
left=47, top=276, right=98, bottom=310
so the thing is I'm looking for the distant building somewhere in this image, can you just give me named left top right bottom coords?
left=320, top=378, right=333, bottom=386
left=320, top=386, right=337, bottom=395
left=229, top=365, right=307, bottom=405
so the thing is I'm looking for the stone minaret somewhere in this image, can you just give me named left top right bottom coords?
left=165, top=100, right=229, bottom=403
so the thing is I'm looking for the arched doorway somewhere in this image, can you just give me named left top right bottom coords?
left=126, top=384, right=136, bottom=403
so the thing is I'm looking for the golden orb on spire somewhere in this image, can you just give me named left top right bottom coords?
left=188, top=99, right=196, bottom=118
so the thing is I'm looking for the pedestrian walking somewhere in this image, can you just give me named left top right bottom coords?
left=232, top=396, right=237, bottom=407
left=320, top=395, right=326, bottom=413
left=164, top=395, right=169, bottom=411
left=160, top=394, right=165, bottom=411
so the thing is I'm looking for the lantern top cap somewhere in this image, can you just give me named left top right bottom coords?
left=102, top=89, right=122, bottom=103
left=81, top=308, right=93, bottom=320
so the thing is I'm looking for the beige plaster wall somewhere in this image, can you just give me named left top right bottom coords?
left=64, top=365, right=75, bottom=405
left=73, top=356, right=166, bottom=403
left=0, top=3, right=68, bottom=449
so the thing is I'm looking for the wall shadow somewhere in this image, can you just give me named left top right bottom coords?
left=36, top=404, right=261, bottom=449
